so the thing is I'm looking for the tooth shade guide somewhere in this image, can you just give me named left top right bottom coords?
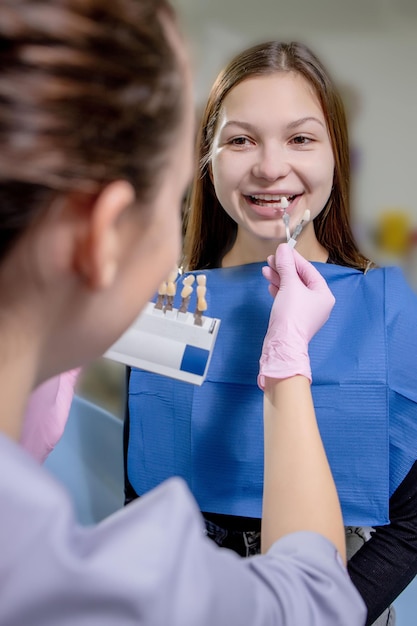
left=194, top=290, right=207, bottom=325
left=280, top=197, right=289, bottom=209
left=153, top=271, right=211, bottom=324
left=301, top=209, right=310, bottom=223
left=183, top=275, right=195, bottom=286
left=179, top=283, right=193, bottom=314
left=179, top=298, right=191, bottom=314
left=166, top=281, right=177, bottom=296
left=196, top=296, right=207, bottom=312
left=163, top=276, right=177, bottom=314
left=197, top=297, right=207, bottom=309
left=167, top=267, right=179, bottom=283
left=105, top=301, right=221, bottom=385
left=181, top=284, right=193, bottom=299
left=105, top=271, right=218, bottom=383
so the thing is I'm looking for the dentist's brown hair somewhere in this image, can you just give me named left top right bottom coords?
left=0, top=0, right=184, bottom=262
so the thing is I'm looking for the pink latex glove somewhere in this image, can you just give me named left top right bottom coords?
left=20, top=369, right=80, bottom=463
left=258, top=244, right=335, bottom=389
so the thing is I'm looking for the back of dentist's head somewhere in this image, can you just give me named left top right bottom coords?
left=0, top=0, right=185, bottom=262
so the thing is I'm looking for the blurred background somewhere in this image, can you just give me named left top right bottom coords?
left=78, top=0, right=417, bottom=416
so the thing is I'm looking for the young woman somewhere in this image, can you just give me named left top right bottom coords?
left=0, top=3, right=365, bottom=624
left=125, top=41, right=417, bottom=625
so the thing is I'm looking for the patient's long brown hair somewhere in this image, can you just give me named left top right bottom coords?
left=183, top=41, right=371, bottom=271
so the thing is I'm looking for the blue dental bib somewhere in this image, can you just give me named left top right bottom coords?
left=128, top=262, right=417, bottom=525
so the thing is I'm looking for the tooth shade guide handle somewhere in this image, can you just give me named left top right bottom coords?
left=194, top=296, right=207, bottom=326
left=154, top=281, right=167, bottom=310
left=288, top=209, right=311, bottom=249
left=179, top=283, right=193, bottom=314
left=282, top=211, right=290, bottom=242
left=280, top=197, right=291, bottom=241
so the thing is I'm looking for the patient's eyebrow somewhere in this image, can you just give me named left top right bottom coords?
left=221, top=121, right=256, bottom=132
left=221, top=116, right=325, bottom=132
left=286, top=116, right=325, bottom=130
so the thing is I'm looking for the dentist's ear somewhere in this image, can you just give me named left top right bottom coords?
left=75, top=180, right=135, bottom=290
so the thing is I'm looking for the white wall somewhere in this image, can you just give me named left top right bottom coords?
left=311, top=35, right=417, bottom=228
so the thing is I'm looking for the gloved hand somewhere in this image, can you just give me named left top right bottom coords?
left=258, top=244, right=335, bottom=389
left=20, top=369, right=80, bottom=463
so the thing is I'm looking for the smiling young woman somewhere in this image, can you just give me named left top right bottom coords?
left=125, top=40, right=417, bottom=626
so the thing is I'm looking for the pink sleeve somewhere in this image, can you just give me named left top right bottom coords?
left=20, top=369, right=80, bottom=463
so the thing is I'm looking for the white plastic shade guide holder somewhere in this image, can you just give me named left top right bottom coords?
left=104, top=302, right=221, bottom=385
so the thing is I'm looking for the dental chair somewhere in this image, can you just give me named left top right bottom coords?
left=44, top=395, right=124, bottom=525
